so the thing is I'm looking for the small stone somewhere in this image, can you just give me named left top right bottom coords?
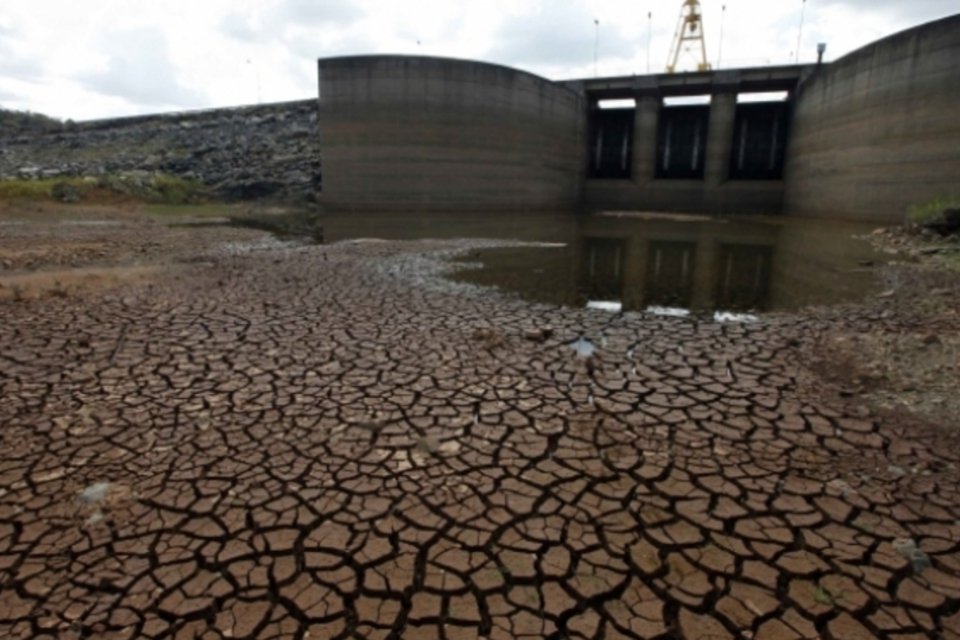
left=79, top=482, right=113, bottom=505
left=524, top=326, right=553, bottom=343
left=887, top=465, right=907, bottom=479
left=892, top=539, right=932, bottom=574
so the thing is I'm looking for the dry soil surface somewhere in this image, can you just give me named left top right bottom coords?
left=1, top=207, right=959, bottom=640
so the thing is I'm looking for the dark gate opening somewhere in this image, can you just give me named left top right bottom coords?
left=656, top=105, right=709, bottom=180
left=588, top=108, right=634, bottom=179
left=729, top=102, right=789, bottom=180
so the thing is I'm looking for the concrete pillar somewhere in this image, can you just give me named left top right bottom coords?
left=631, top=93, right=661, bottom=184
left=704, top=91, right=737, bottom=187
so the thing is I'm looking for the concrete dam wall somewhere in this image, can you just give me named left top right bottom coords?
left=784, top=14, right=960, bottom=222
left=2, top=14, right=958, bottom=220
left=317, top=56, right=583, bottom=212
left=0, top=101, right=320, bottom=201
left=566, top=66, right=811, bottom=216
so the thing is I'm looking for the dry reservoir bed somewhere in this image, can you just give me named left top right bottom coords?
left=0, top=210, right=959, bottom=640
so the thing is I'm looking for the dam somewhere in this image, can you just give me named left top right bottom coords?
left=2, top=11, right=960, bottom=640
left=318, top=13, right=960, bottom=223
left=1, top=14, right=958, bottom=223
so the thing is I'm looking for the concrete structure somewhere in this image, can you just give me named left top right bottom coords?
left=317, top=56, right=583, bottom=212
left=566, top=66, right=811, bottom=215
left=783, top=14, right=960, bottom=221
left=3, top=14, right=957, bottom=222
left=315, top=15, right=960, bottom=221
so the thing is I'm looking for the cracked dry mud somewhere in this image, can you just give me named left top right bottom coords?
left=1, top=230, right=960, bottom=640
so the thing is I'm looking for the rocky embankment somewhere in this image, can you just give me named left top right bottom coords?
left=0, top=100, right=320, bottom=201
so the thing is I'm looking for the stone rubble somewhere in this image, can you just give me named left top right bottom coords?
left=0, top=100, right=320, bottom=202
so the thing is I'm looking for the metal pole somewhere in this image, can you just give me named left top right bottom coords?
left=795, top=0, right=807, bottom=64
left=594, top=19, right=600, bottom=77
left=647, top=12, right=653, bottom=74
left=717, top=5, right=727, bottom=70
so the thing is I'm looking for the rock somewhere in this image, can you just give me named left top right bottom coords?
left=887, top=465, right=908, bottom=479
left=892, top=538, right=932, bottom=574
left=877, top=290, right=896, bottom=299
left=79, top=482, right=113, bottom=505
left=921, top=207, right=960, bottom=236
left=921, top=334, right=940, bottom=346
left=524, top=327, right=554, bottom=343
left=0, top=101, right=320, bottom=203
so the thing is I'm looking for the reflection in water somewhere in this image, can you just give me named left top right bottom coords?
left=572, top=216, right=785, bottom=313
left=644, top=241, right=697, bottom=309
left=716, top=244, right=773, bottom=311
left=582, top=239, right=625, bottom=303
left=317, top=210, right=886, bottom=315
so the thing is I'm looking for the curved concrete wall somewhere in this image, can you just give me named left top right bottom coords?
left=317, top=56, right=583, bottom=212
left=784, top=15, right=960, bottom=222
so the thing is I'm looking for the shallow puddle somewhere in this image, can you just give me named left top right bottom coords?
left=442, top=213, right=888, bottom=314
left=307, top=210, right=887, bottom=314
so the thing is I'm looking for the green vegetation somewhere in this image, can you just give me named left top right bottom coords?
left=907, top=196, right=960, bottom=225
left=97, top=173, right=206, bottom=205
left=0, top=173, right=207, bottom=205
left=0, top=177, right=80, bottom=200
left=813, top=585, right=837, bottom=609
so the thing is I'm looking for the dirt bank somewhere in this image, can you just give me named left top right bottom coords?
left=806, top=226, right=960, bottom=432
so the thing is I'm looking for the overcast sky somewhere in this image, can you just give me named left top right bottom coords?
left=0, top=0, right=955, bottom=120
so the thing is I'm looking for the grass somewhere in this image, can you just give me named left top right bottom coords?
left=907, top=196, right=960, bottom=225
left=0, top=174, right=207, bottom=205
left=813, top=586, right=836, bottom=608
left=0, top=177, right=88, bottom=200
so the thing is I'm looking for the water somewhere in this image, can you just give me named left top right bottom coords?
left=446, top=213, right=884, bottom=314
left=318, top=210, right=888, bottom=314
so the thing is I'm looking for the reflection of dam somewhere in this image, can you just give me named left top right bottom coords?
left=578, top=216, right=778, bottom=313
left=348, top=210, right=885, bottom=313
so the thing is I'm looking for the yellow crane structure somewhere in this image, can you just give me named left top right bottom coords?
left=666, top=0, right=711, bottom=73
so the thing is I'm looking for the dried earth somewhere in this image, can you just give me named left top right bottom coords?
left=1, top=206, right=959, bottom=639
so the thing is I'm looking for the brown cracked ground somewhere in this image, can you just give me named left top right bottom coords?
left=1, top=208, right=959, bottom=639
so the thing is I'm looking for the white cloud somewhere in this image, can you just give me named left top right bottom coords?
left=0, top=0, right=953, bottom=119
left=82, top=27, right=207, bottom=110
left=489, top=1, right=634, bottom=71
